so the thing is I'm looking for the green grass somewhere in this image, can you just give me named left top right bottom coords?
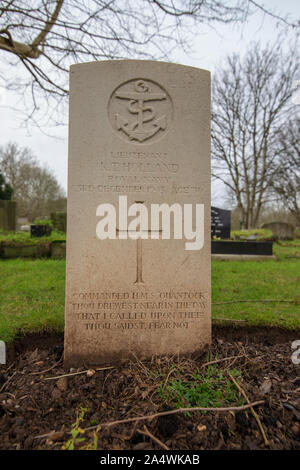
left=212, top=259, right=300, bottom=328
left=158, top=365, right=244, bottom=410
left=273, top=239, right=300, bottom=260
left=0, top=258, right=65, bottom=342
left=212, top=240, right=300, bottom=328
left=0, top=229, right=66, bottom=245
left=0, top=241, right=299, bottom=342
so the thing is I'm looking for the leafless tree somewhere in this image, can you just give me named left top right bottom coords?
left=0, top=1, right=299, bottom=126
left=0, top=142, right=36, bottom=197
left=271, top=118, right=300, bottom=226
left=0, top=141, right=65, bottom=220
left=211, top=42, right=299, bottom=229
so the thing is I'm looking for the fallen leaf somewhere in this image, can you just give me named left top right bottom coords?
left=197, top=424, right=207, bottom=432
left=50, top=431, right=65, bottom=441
left=57, top=377, right=68, bottom=392
left=259, top=378, right=272, bottom=395
left=51, top=388, right=62, bottom=400
left=133, top=442, right=150, bottom=450
left=27, top=349, right=39, bottom=362
left=283, top=402, right=300, bottom=420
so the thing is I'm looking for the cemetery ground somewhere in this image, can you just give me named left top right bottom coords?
left=0, top=241, right=299, bottom=450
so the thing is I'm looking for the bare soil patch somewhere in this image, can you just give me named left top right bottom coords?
left=0, top=327, right=299, bottom=450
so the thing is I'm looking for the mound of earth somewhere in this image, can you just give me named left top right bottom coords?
left=0, top=327, right=299, bottom=450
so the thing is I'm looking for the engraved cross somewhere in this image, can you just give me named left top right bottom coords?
left=116, top=201, right=162, bottom=285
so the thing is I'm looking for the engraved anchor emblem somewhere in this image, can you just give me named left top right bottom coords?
left=115, top=80, right=168, bottom=142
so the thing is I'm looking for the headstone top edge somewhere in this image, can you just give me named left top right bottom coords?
left=69, top=59, right=211, bottom=76
left=211, top=206, right=231, bottom=212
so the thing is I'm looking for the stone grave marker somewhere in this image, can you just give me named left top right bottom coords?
left=0, top=200, right=16, bottom=232
left=262, top=221, right=295, bottom=240
left=64, top=60, right=211, bottom=367
left=211, top=206, right=231, bottom=239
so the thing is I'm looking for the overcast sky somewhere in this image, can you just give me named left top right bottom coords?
left=0, top=0, right=299, bottom=208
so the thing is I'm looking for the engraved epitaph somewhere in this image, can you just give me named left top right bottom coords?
left=64, top=60, right=211, bottom=367
left=211, top=206, right=231, bottom=239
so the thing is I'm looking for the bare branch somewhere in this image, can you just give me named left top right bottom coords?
left=211, top=41, right=299, bottom=228
left=0, top=1, right=299, bottom=127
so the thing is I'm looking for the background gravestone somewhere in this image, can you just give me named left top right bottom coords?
left=51, top=212, right=67, bottom=232
left=64, top=60, right=211, bottom=367
left=0, top=201, right=16, bottom=232
left=30, top=224, right=52, bottom=237
left=262, top=221, right=295, bottom=240
left=211, top=206, right=231, bottom=239
left=16, top=217, right=29, bottom=231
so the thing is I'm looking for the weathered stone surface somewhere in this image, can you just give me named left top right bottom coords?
left=0, top=200, right=16, bottom=232
left=262, top=221, right=295, bottom=240
left=64, top=60, right=211, bottom=367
